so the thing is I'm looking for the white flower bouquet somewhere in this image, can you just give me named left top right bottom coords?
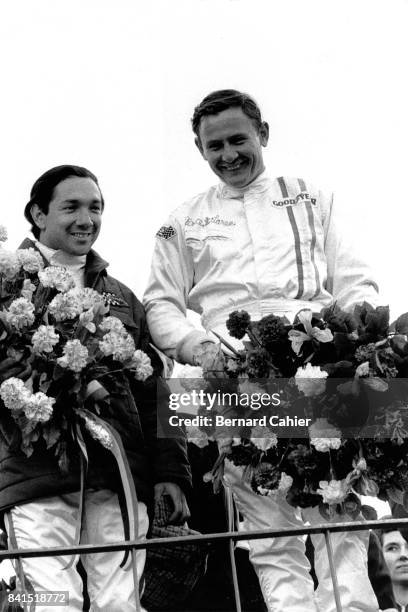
left=0, top=229, right=153, bottom=469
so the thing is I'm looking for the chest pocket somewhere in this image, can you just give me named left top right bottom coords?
left=185, top=224, right=238, bottom=270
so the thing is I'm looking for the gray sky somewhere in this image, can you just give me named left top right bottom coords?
left=1, top=0, right=407, bottom=319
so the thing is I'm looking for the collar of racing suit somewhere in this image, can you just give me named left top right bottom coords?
left=218, top=169, right=270, bottom=200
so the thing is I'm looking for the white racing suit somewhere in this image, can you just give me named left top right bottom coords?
left=143, top=172, right=381, bottom=611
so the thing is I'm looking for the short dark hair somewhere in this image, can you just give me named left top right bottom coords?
left=24, top=165, right=104, bottom=239
left=191, top=89, right=263, bottom=137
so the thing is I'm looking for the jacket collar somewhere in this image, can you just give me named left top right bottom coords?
left=218, top=170, right=271, bottom=200
left=19, top=237, right=109, bottom=286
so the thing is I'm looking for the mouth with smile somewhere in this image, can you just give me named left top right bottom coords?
left=70, top=231, right=94, bottom=239
left=219, top=160, right=247, bottom=173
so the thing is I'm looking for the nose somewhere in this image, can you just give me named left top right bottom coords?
left=221, top=144, right=238, bottom=163
left=76, top=208, right=94, bottom=227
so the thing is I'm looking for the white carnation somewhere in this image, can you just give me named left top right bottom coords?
left=38, top=266, right=76, bottom=292
left=16, top=248, right=44, bottom=274
left=6, top=297, right=35, bottom=329
left=317, top=479, right=349, bottom=504
left=179, top=365, right=205, bottom=392
left=57, top=339, right=88, bottom=372
left=178, top=365, right=204, bottom=378
left=0, top=378, right=31, bottom=411
left=24, top=392, right=55, bottom=422
left=32, top=325, right=59, bottom=353
left=186, top=425, right=209, bottom=448
left=98, top=316, right=126, bottom=334
left=48, top=292, right=82, bottom=321
left=250, top=426, right=278, bottom=451
left=0, top=249, right=21, bottom=279
left=99, top=330, right=135, bottom=361
left=309, top=418, right=342, bottom=452
left=311, top=437, right=342, bottom=452
left=130, top=349, right=153, bottom=381
left=73, top=287, right=105, bottom=311
left=294, top=363, right=328, bottom=397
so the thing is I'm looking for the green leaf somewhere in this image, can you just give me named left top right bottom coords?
left=395, top=313, right=408, bottom=335
left=43, top=425, right=60, bottom=449
left=390, top=334, right=408, bottom=357
left=337, top=380, right=356, bottom=395
left=365, top=305, right=390, bottom=337
left=386, top=487, right=404, bottom=505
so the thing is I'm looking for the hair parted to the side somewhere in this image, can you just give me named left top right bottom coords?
left=24, top=165, right=104, bottom=239
left=374, top=515, right=408, bottom=545
left=191, top=89, right=263, bottom=137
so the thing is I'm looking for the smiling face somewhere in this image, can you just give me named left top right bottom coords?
left=383, top=531, right=408, bottom=585
left=196, top=107, right=269, bottom=189
left=31, top=177, right=103, bottom=256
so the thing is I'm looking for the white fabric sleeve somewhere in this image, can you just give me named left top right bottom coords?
left=143, top=215, right=213, bottom=364
left=322, top=191, right=381, bottom=311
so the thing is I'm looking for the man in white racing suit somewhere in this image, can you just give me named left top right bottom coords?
left=143, top=89, right=382, bottom=612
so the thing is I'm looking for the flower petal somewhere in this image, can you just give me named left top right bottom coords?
left=288, top=330, right=310, bottom=355
left=311, top=327, right=333, bottom=343
left=297, top=309, right=313, bottom=334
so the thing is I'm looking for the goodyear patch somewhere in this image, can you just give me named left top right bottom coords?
left=272, top=192, right=317, bottom=208
left=156, top=225, right=177, bottom=240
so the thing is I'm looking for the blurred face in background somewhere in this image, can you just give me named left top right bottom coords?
left=383, top=530, right=408, bottom=585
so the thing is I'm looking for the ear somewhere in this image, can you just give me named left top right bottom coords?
left=30, top=203, right=47, bottom=232
left=259, top=121, right=269, bottom=147
left=195, top=136, right=207, bottom=160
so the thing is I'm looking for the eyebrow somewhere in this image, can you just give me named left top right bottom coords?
left=61, top=198, right=102, bottom=204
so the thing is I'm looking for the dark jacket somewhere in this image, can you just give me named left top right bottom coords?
left=0, top=239, right=191, bottom=515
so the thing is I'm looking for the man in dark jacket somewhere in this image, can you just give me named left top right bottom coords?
left=0, top=165, right=191, bottom=611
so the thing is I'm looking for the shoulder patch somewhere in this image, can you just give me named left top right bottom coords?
left=101, top=291, right=128, bottom=307
left=156, top=225, right=177, bottom=240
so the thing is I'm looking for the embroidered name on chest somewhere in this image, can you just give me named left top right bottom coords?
left=185, top=215, right=236, bottom=227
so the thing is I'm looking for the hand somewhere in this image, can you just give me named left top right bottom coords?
left=193, top=342, right=226, bottom=377
left=192, top=341, right=217, bottom=366
left=154, top=482, right=190, bottom=525
left=0, top=357, right=32, bottom=385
